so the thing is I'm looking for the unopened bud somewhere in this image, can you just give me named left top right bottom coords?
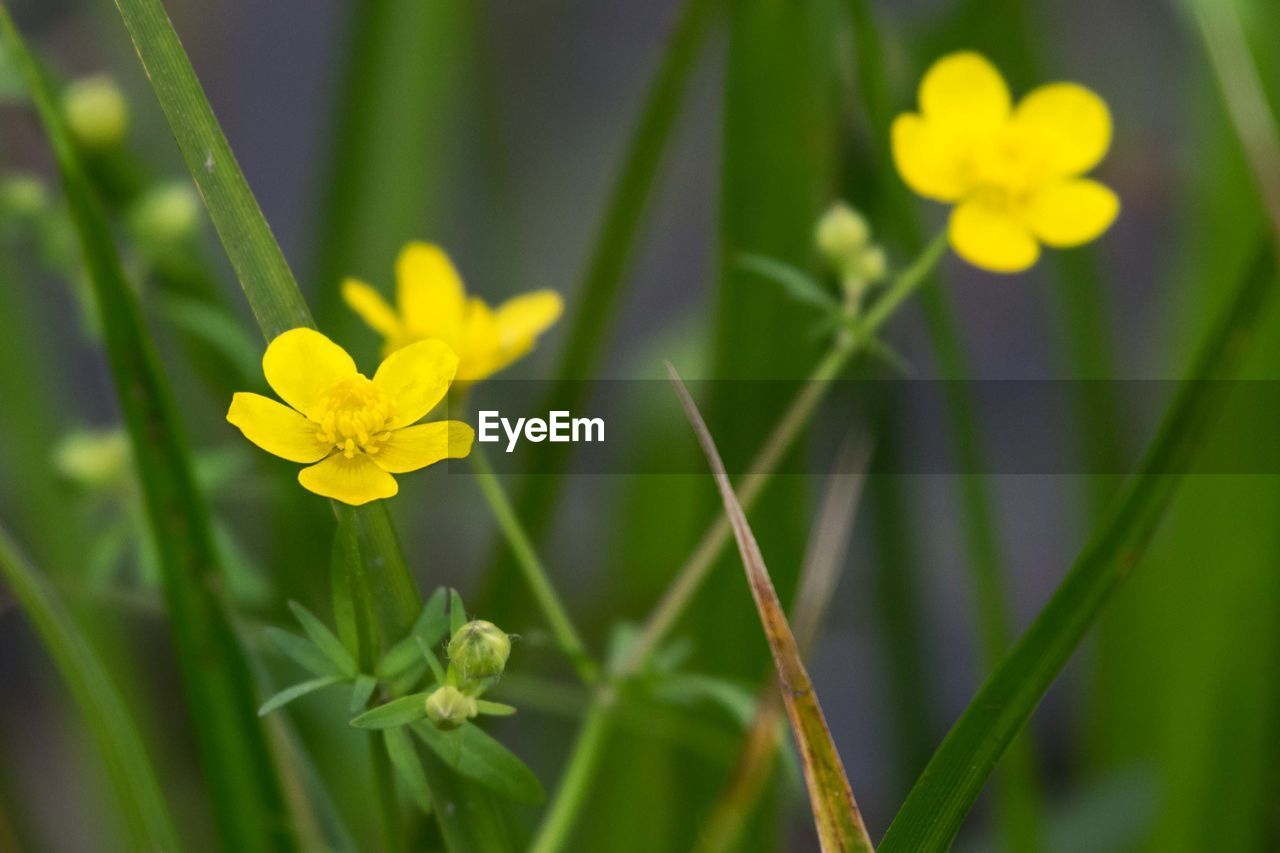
left=0, top=174, right=48, bottom=219
left=855, top=245, right=888, bottom=284
left=447, top=620, right=511, bottom=682
left=815, top=202, right=870, bottom=262
left=62, top=76, right=128, bottom=148
left=53, top=429, right=130, bottom=489
left=129, top=182, right=200, bottom=248
left=425, top=685, right=477, bottom=730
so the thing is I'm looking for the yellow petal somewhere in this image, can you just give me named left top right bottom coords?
left=396, top=242, right=465, bottom=342
left=298, top=453, right=398, bottom=505
left=1013, top=82, right=1111, bottom=178
left=373, top=421, right=475, bottom=474
left=262, top=328, right=357, bottom=420
left=949, top=199, right=1040, bottom=274
left=891, top=113, right=969, bottom=202
left=1022, top=179, right=1119, bottom=247
left=372, top=338, right=458, bottom=429
left=342, top=278, right=402, bottom=338
left=919, top=51, right=1011, bottom=139
left=496, top=290, right=562, bottom=344
left=457, top=298, right=504, bottom=382
left=226, top=392, right=330, bottom=463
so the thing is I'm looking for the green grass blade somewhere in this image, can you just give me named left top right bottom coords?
left=0, top=525, right=181, bottom=851
left=878, top=242, right=1275, bottom=851
left=107, top=0, right=423, bottom=640
left=0, top=9, right=293, bottom=850
left=667, top=364, right=872, bottom=853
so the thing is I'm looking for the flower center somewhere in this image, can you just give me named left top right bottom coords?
left=313, top=375, right=396, bottom=458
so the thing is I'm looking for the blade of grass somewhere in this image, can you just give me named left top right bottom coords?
left=878, top=241, right=1275, bottom=852
left=484, top=0, right=721, bottom=611
left=108, top=0, right=422, bottom=639
left=697, top=435, right=871, bottom=853
left=0, top=524, right=181, bottom=851
left=667, top=363, right=872, bottom=853
left=0, top=9, right=293, bottom=849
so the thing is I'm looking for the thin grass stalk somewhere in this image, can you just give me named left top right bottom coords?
left=0, top=9, right=292, bottom=848
left=879, top=240, right=1276, bottom=851
left=485, top=0, right=721, bottom=598
left=0, top=524, right=181, bottom=850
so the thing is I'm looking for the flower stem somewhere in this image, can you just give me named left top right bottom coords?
left=470, top=443, right=600, bottom=684
left=369, top=733, right=404, bottom=853
left=615, top=229, right=948, bottom=677
left=531, top=232, right=948, bottom=853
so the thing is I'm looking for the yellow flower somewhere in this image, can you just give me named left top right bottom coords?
left=226, top=328, right=474, bottom=506
left=892, top=51, right=1119, bottom=273
left=342, top=242, right=563, bottom=383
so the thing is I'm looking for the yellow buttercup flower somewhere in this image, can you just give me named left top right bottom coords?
left=342, top=242, right=563, bottom=383
left=227, top=328, right=474, bottom=506
left=892, top=51, right=1119, bottom=273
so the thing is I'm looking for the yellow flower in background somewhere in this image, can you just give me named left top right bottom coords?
left=227, top=328, right=474, bottom=506
left=892, top=51, right=1119, bottom=273
left=343, top=242, right=563, bottom=383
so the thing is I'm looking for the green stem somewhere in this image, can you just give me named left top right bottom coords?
left=470, top=444, right=599, bottom=683
left=370, top=733, right=405, bottom=853
left=528, top=696, right=616, bottom=853
left=616, top=230, right=947, bottom=677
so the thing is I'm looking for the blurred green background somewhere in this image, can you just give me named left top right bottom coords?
left=1, top=0, right=1278, bottom=850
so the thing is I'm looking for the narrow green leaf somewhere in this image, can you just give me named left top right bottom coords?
left=289, top=600, right=357, bottom=678
left=736, top=253, right=839, bottom=312
left=418, top=743, right=516, bottom=853
left=0, top=526, right=181, bottom=850
left=350, top=675, right=378, bottom=715
left=474, top=701, right=518, bottom=717
left=383, top=728, right=433, bottom=815
left=0, top=10, right=292, bottom=851
left=652, top=674, right=757, bottom=729
left=351, top=694, right=430, bottom=730
left=667, top=362, right=873, bottom=853
left=417, top=636, right=448, bottom=685
left=156, top=292, right=261, bottom=387
left=377, top=589, right=449, bottom=680
left=265, top=627, right=343, bottom=678
left=449, top=588, right=467, bottom=635
left=879, top=244, right=1275, bottom=851
left=258, top=677, right=343, bottom=717
left=414, top=722, right=545, bottom=805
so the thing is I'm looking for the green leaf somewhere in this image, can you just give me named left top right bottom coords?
left=474, top=700, right=518, bottom=718
left=0, top=10, right=292, bottom=851
left=418, top=743, right=516, bottom=852
left=350, top=693, right=430, bottom=730
left=878, top=244, right=1276, bottom=851
left=156, top=292, right=261, bottom=387
left=349, top=675, right=377, bottom=715
left=414, top=721, right=546, bottom=805
left=449, top=587, right=467, bottom=635
left=737, top=253, right=840, bottom=312
left=266, top=627, right=343, bottom=678
left=0, top=526, right=181, bottom=850
left=417, top=636, right=448, bottom=685
left=651, top=673, right=757, bottom=729
left=668, top=363, right=873, bottom=853
left=289, top=600, right=357, bottom=678
left=383, top=728, right=433, bottom=815
left=258, top=677, right=342, bottom=716
left=377, top=589, right=449, bottom=680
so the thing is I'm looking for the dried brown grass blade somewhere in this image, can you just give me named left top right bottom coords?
left=666, top=362, right=874, bottom=853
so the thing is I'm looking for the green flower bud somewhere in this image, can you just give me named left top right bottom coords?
left=447, top=620, right=511, bottom=682
left=855, top=245, right=888, bottom=284
left=52, top=429, right=130, bottom=489
left=0, top=174, right=48, bottom=219
left=128, top=182, right=201, bottom=248
left=815, top=202, right=870, bottom=263
left=62, top=75, right=128, bottom=148
left=424, top=685, right=477, bottom=730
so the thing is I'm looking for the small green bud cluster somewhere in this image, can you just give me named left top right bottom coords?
left=62, top=76, right=129, bottom=149
left=424, top=620, right=513, bottom=730
left=814, top=202, right=888, bottom=297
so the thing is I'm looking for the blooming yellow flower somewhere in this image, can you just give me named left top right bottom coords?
left=892, top=52, right=1119, bottom=273
left=227, top=328, right=474, bottom=506
left=342, top=242, right=563, bottom=383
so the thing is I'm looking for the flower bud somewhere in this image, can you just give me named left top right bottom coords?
left=0, top=174, right=48, bottom=219
left=52, top=429, right=130, bottom=489
left=855, top=245, right=888, bottom=284
left=815, top=202, right=870, bottom=263
left=62, top=75, right=128, bottom=148
left=424, top=685, right=477, bottom=730
left=447, top=620, right=511, bottom=682
left=128, top=182, right=200, bottom=248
